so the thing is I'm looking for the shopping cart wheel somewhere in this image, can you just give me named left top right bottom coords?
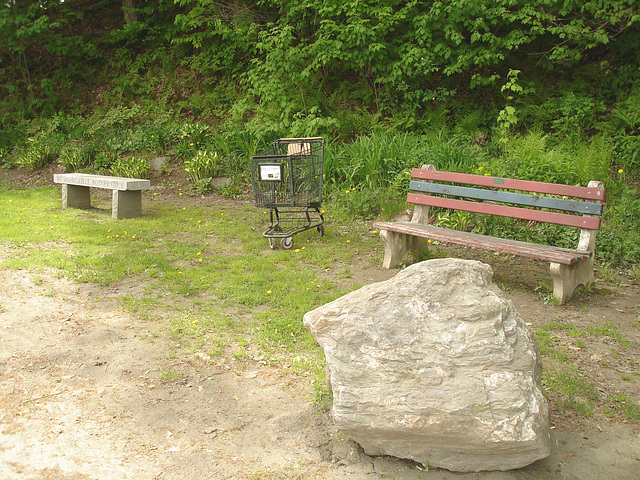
left=317, top=225, right=325, bottom=237
left=268, top=238, right=277, bottom=249
left=281, top=237, right=293, bottom=249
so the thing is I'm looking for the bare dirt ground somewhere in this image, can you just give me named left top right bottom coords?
left=1, top=167, right=639, bottom=479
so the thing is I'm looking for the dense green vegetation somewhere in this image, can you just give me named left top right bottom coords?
left=1, top=0, right=640, bottom=268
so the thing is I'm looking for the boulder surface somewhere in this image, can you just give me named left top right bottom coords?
left=303, top=259, right=550, bottom=472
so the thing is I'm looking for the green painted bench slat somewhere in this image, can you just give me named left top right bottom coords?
left=407, top=193, right=602, bottom=230
left=409, top=180, right=604, bottom=216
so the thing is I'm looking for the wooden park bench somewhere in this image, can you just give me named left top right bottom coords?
left=53, top=173, right=151, bottom=219
left=373, top=165, right=606, bottom=304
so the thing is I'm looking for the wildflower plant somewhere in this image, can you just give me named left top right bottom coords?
left=184, top=150, right=221, bottom=193
left=110, top=156, right=150, bottom=179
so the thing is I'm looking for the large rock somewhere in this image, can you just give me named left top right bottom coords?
left=303, top=259, right=550, bottom=472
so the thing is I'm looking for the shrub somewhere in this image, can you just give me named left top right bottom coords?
left=59, top=142, right=100, bottom=172
left=184, top=150, right=220, bottom=193
left=16, top=137, right=62, bottom=170
left=110, top=156, right=150, bottom=179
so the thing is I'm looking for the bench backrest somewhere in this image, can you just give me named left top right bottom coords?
left=408, top=165, right=605, bottom=231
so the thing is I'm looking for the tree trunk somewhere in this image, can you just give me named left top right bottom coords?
left=122, top=0, right=137, bottom=25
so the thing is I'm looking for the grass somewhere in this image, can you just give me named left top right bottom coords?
left=535, top=318, right=639, bottom=419
left=0, top=186, right=378, bottom=370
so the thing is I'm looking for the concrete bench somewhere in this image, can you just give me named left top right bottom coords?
left=373, top=164, right=606, bottom=304
left=53, top=173, right=151, bottom=219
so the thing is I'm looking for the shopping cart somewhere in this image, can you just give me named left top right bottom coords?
left=250, top=137, right=325, bottom=249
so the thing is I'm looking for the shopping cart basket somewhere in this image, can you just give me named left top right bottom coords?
left=250, top=137, right=325, bottom=249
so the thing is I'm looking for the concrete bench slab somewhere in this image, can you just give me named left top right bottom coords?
left=53, top=173, right=151, bottom=219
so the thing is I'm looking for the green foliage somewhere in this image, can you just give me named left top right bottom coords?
left=599, top=85, right=640, bottom=175
left=496, top=69, right=523, bottom=153
left=184, top=150, right=221, bottom=193
left=94, top=149, right=119, bottom=171
left=16, top=138, right=60, bottom=170
left=493, top=131, right=609, bottom=185
left=110, top=156, right=150, bottom=179
left=326, top=132, right=429, bottom=190
left=59, top=143, right=92, bottom=172
left=423, top=138, right=485, bottom=173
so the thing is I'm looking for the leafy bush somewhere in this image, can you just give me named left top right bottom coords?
left=110, top=156, right=150, bottom=179
left=16, top=136, right=63, bottom=171
left=177, top=121, right=212, bottom=147
left=94, top=150, right=118, bottom=171
left=550, top=93, right=606, bottom=139
left=599, top=85, right=640, bottom=176
left=184, top=150, right=221, bottom=193
left=59, top=145, right=88, bottom=172
left=59, top=142, right=100, bottom=172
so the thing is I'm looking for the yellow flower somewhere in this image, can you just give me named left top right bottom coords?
left=267, top=290, right=272, bottom=294
left=346, top=240, right=351, bottom=244
left=372, top=230, right=378, bottom=234
left=196, top=251, right=202, bottom=256
left=321, top=209, right=325, bottom=214
left=294, top=249, right=300, bottom=253
left=478, top=166, right=484, bottom=171
left=618, top=169, right=624, bottom=174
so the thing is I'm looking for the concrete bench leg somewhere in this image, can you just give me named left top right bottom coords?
left=112, top=189, right=142, bottom=219
left=62, top=184, right=91, bottom=209
left=550, top=257, right=594, bottom=304
left=379, top=230, right=428, bottom=268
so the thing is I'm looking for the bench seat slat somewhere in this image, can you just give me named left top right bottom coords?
left=411, top=168, right=606, bottom=201
left=373, top=221, right=590, bottom=265
left=409, top=180, right=604, bottom=215
left=408, top=193, right=602, bottom=230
